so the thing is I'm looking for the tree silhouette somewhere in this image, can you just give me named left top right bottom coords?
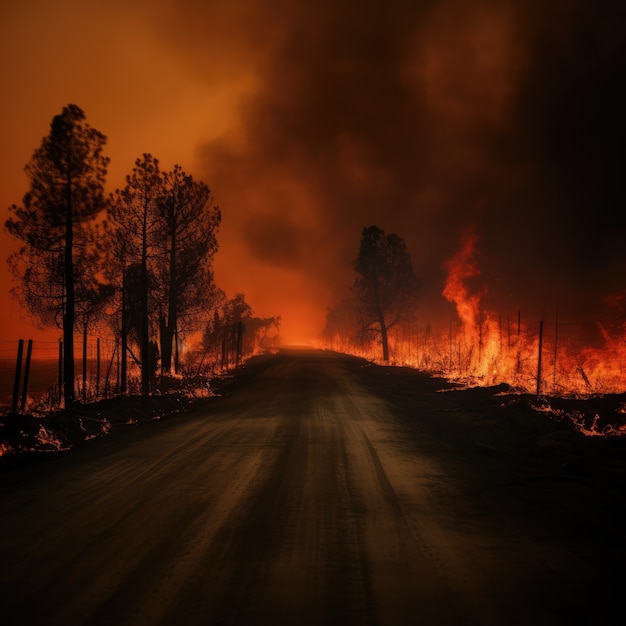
left=123, top=261, right=160, bottom=389
left=200, top=293, right=280, bottom=371
left=74, top=236, right=114, bottom=400
left=108, top=156, right=221, bottom=388
left=108, top=154, right=162, bottom=396
left=155, top=165, right=220, bottom=374
left=351, top=225, right=420, bottom=362
left=5, top=104, right=109, bottom=406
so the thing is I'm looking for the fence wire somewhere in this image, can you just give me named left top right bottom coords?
left=0, top=337, right=127, bottom=412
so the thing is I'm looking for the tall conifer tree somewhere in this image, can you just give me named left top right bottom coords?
left=6, top=105, right=109, bottom=406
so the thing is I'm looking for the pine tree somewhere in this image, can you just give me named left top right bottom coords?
left=6, top=104, right=109, bottom=406
left=108, top=154, right=162, bottom=396
left=155, top=165, right=220, bottom=374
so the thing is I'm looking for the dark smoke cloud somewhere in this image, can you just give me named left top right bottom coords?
left=156, top=0, right=626, bottom=329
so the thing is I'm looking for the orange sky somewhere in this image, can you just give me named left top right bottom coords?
left=2, top=0, right=625, bottom=345
left=0, top=0, right=322, bottom=343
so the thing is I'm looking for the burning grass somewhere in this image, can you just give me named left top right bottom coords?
left=530, top=393, right=626, bottom=437
left=322, top=225, right=626, bottom=432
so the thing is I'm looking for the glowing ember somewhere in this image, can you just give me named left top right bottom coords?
left=34, top=425, right=68, bottom=451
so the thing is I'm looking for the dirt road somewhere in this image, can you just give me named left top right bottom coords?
left=1, top=349, right=624, bottom=625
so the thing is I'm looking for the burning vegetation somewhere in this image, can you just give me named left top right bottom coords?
left=438, top=227, right=626, bottom=399
left=323, top=225, right=626, bottom=437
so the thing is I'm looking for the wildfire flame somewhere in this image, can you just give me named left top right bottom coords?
left=439, top=225, right=523, bottom=386
left=442, top=226, right=485, bottom=330
left=322, top=224, right=626, bottom=436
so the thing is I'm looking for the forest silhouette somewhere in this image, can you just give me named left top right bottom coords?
left=5, top=105, right=280, bottom=407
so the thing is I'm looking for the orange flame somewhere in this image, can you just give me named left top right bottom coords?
left=321, top=224, right=626, bottom=436
left=442, top=225, right=485, bottom=330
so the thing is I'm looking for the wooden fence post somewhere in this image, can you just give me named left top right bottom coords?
left=11, top=339, right=24, bottom=413
left=58, top=340, right=63, bottom=405
left=553, top=307, right=559, bottom=393
left=536, top=320, right=544, bottom=399
left=96, top=337, right=101, bottom=397
left=19, top=339, right=33, bottom=413
left=515, top=311, right=522, bottom=377
left=237, top=321, right=244, bottom=365
left=82, top=328, right=87, bottom=402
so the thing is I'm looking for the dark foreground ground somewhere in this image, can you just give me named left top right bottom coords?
left=1, top=349, right=625, bottom=625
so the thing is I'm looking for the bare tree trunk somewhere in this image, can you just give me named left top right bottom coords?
left=64, top=173, right=75, bottom=407
left=121, top=267, right=127, bottom=393
left=379, top=315, right=390, bottom=362
left=160, top=230, right=177, bottom=374
left=159, top=313, right=171, bottom=374
left=373, top=284, right=390, bottom=362
left=82, top=324, right=87, bottom=401
left=140, top=203, right=150, bottom=396
left=174, top=329, right=180, bottom=374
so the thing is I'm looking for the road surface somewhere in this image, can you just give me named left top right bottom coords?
left=0, top=349, right=623, bottom=625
